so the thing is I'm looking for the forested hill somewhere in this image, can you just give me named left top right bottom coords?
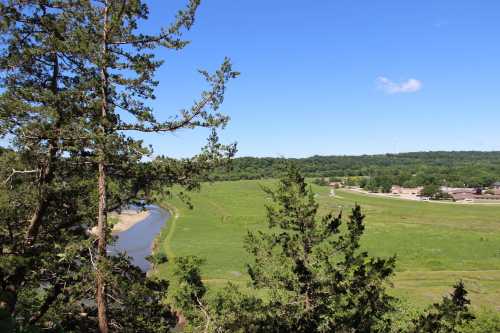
left=213, top=151, right=500, bottom=187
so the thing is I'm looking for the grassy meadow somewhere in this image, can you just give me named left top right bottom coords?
left=154, top=180, right=500, bottom=310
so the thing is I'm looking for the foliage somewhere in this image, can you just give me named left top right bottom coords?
left=462, top=308, right=500, bottom=333
left=381, top=299, right=422, bottom=333
left=0, top=0, right=237, bottom=331
left=211, top=152, right=500, bottom=188
left=207, top=283, right=266, bottom=333
left=365, top=177, right=380, bottom=192
left=411, top=281, right=475, bottom=333
left=170, top=256, right=206, bottom=319
left=421, top=184, right=453, bottom=200
left=421, top=184, right=441, bottom=198
left=205, top=166, right=397, bottom=332
left=312, top=177, right=329, bottom=186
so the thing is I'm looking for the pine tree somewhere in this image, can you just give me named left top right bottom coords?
left=411, top=281, right=475, bottom=333
left=170, top=256, right=209, bottom=332
left=208, top=165, right=396, bottom=332
left=1, top=1, right=237, bottom=331
left=70, top=1, right=238, bottom=330
left=0, top=2, right=96, bottom=326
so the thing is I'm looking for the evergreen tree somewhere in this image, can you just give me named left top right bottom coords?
left=69, top=2, right=237, bottom=330
left=208, top=166, right=397, bottom=332
left=170, top=256, right=210, bottom=332
left=0, top=2, right=97, bottom=329
left=1, top=1, right=237, bottom=331
left=411, top=281, right=475, bottom=333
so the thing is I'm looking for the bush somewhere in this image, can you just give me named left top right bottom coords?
left=462, top=308, right=500, bottom=333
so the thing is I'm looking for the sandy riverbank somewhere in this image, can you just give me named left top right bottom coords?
left=90, top=209, right=151, bottom=235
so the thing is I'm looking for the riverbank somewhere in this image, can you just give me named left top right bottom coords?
left=110, top=205, right=170, bottom=272
left=109, top=209, right=151, bottom=234
left=90, top=209, right=151, bottom=236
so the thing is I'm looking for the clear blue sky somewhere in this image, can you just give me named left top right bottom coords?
left=136, top=0, right=500, bottom=158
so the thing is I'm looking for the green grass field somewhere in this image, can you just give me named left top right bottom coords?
left=154, top=180, right=500, bottom=311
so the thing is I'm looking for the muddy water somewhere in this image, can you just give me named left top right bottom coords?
left=109, top=205, right=170, bottom=272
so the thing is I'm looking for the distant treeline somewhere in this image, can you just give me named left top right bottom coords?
left=213, top=151, right=500, bottom=187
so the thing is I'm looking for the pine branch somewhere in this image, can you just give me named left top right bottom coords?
left=116, top=92, right=214, bottom=132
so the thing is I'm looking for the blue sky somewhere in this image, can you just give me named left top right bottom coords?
left=136, top=0, right=500, bottom=158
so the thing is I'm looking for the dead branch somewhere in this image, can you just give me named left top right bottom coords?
left=2, top=168, right=40, bottom=185
left=196, top=295, right=211, bottom=333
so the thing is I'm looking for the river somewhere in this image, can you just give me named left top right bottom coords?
left=108, top=205, right=170, bottom=272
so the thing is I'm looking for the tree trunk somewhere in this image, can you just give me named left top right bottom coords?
left=96, top=161, right=108, bottom=333
left=24, top=51, right=59, bottom=247
left=24, top=150, right=54, bottom=247
left=95, top=3, right=110, bottom=332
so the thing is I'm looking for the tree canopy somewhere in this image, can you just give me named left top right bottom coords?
left=211, top=152, right=500, bottom=188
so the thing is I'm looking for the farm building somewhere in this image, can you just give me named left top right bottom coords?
left=449, top=192, right=475, bottom=201
left=449, top=191, right=500, bottom=202
left=391, top=186, right=423, bottom=195
left=440, top=187, right=475, bottom=194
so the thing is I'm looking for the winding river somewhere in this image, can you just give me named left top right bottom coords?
left=108, top=205, right=170, bottom=272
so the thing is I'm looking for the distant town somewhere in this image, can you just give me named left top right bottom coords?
left=325, top=179, right=500, bottom=203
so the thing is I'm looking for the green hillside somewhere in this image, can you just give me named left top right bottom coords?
left=211, top=152, right=500, bottom=188
left=155, top=180, right=500, bottom=310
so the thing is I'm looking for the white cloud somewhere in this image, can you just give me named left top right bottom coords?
left=433, top=19, right=449, bottom=28
left=376, top=76, right=422, bottom=94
